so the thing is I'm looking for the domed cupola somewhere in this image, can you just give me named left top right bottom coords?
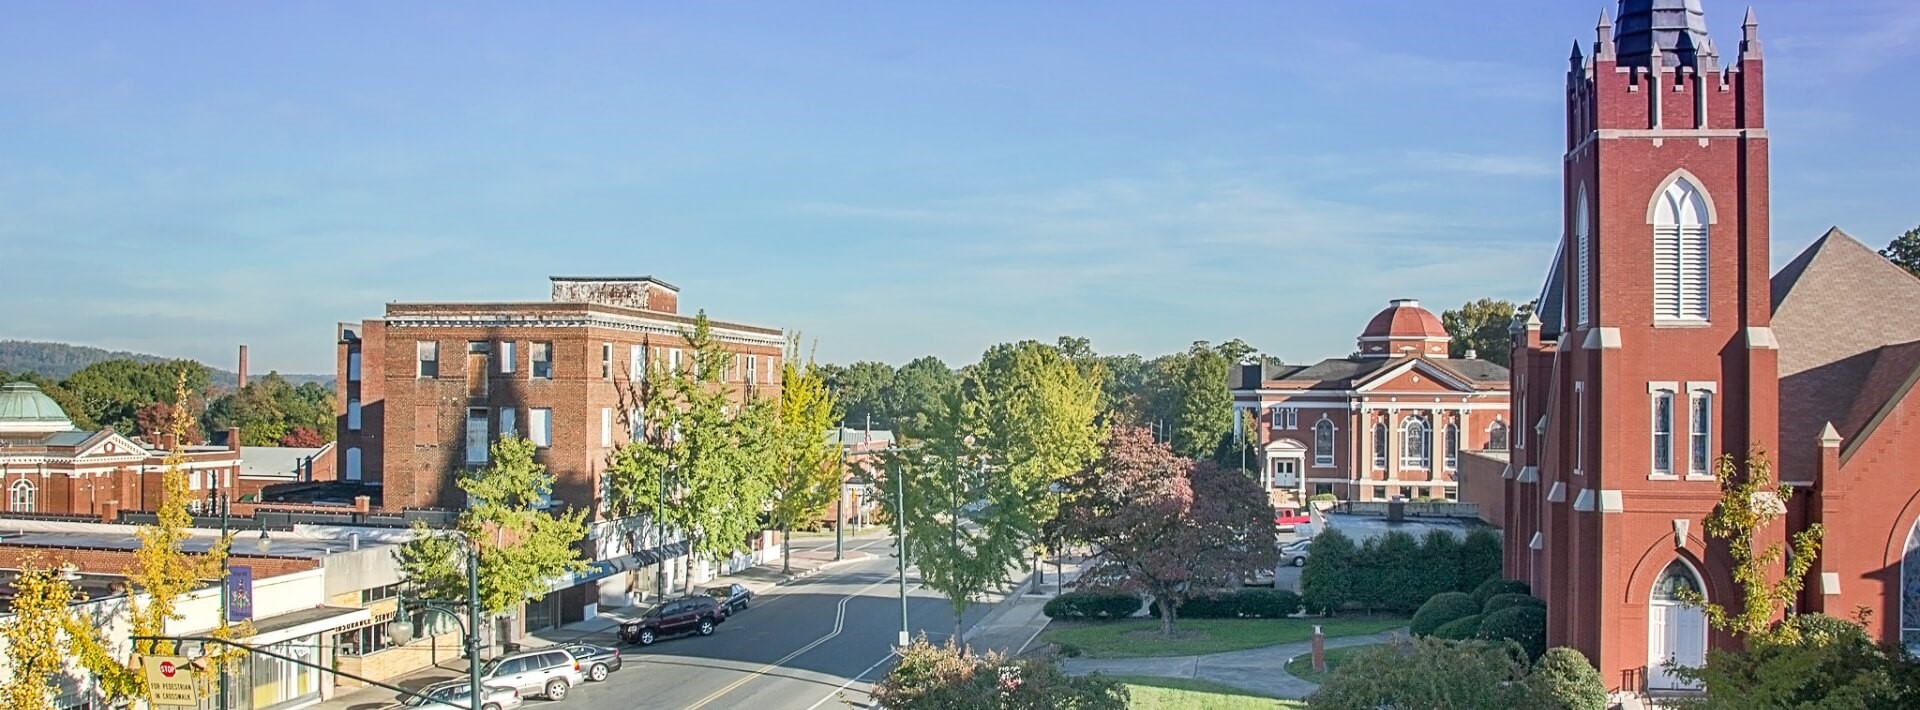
left=1357, top=299, right=1451, bottom=359
left=0, top=382, right=76, bottom=434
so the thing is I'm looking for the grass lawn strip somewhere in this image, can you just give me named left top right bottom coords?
left=1044, top=616, right=1407, bottom=658
left=1281, top=642, right=1380, bottom=685
left=1105, top=675, right=1303, bottom=710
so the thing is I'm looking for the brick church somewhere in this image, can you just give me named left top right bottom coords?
left=1493, top=0, right=1920, bottom=695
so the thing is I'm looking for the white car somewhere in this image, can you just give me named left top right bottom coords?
left=1280, top=539, right=1312, bottom=567
left=404, top=680, right=523, bottom=710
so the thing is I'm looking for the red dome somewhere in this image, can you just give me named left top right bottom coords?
left=1360, top=299, right=1449, bottom=341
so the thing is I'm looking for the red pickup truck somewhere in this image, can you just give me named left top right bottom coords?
left=1274, top=507, right=1311, bottom=530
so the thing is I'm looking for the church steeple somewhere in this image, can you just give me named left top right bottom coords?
left=1613, top=0, right=1716, bottom=68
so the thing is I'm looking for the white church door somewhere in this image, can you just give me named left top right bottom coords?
left=1647, top=561, right=1707, bottom=690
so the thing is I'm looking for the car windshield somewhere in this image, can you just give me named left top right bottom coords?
left=480, top=659, right=504, bottom=676
left=707, top=586, right=732, bottom=597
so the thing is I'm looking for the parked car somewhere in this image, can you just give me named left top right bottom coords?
left=619, top=595, right=727, bottom=646
left=1275, top=507, right=1311, bottom=531
left=478, top=648, right=585, bottom=702
left=1281, top=538, right=1312, bottom=567
left=707, top=583, right=755, bottom=613
left=404, top=679, right=523, bottom=710
left=561, top=642, right=624, bottom=682
left=1242, top=568, right=1277, bottom=586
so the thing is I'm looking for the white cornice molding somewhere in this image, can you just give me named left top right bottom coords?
left=384, top=314, right=786, bottom=347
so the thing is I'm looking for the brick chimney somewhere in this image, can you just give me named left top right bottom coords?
left=237, top=345, right=249, bottom=390
left=227, top=428, right=242, bottom=452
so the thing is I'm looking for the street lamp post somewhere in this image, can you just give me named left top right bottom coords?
left=893, top=444, right=909, bottom=649
left=834, top=437, right=846, bottom=562
left=391, top=536, right=484, bottom=710
left=218, top=493, right=230, bottom=710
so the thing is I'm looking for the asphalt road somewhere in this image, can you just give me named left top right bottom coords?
left=551, top=544, right=992, bottom=710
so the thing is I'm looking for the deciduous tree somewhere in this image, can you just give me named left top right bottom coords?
left=1880, top=225, right=1920, bottom=279
left=1678, top=447, right=1821, bottom=638
left=766, top=337, right=842, bottom=574
left=62, top=359, right=209, bottom=435
left=1440, top=298, right=1519, bottom=367
left=397, top=435, right=591, bottom=615
left=0, top=558, right=128, bottom=710
left=1059, top=427, right=1277, bottom=636
left=1168, top=342, right=1233, bottom=461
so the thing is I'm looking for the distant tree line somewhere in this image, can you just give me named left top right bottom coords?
left=0, top=359, right=335, bottom=448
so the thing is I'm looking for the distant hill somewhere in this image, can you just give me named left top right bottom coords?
left=0, top=340, right=332, bottom=390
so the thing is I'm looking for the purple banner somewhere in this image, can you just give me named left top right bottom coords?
left=226, top=566, right=253, bottom=623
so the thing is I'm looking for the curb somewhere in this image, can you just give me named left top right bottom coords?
left=959, top=570, right=1038, bottom=643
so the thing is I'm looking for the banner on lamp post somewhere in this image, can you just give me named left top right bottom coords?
left=225, top=565, right=254, bottom=622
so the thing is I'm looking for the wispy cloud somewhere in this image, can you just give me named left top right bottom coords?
left=1403, top=151, right=1558, bottom=178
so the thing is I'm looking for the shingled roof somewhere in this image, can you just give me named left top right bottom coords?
left=1772, top=228, right=1920, bottom=482
left=1235, top=356, right=1509, bottom=391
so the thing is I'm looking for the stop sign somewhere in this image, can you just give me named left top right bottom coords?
left=159, top=661, right=177, bottom=678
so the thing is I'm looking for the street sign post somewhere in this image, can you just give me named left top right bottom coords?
left=143, top=655, right=200, bottom=710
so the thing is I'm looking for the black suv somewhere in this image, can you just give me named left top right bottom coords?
left=619, top=595, right=726, bottom=646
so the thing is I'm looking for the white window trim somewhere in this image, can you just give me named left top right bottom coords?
left=531, top=342, right=553, bottom=380
left=601, top=408, right=613, bottom=448
left=1652, top=178, right=1711, bottom=324
left=530, top=408, right=553, bottom=448
left=630, top=345, right=646, bottom=382
left=1371, top=420, right=1388, bottom=470
left=499, top=408, right=516, bottom=439
left=1444, top=421, right=1460, bottom=471
left=499, top=341, right=516, bottom=373
left=1312, top=418, right=1336, bottom=468
left=1573, top=382, right=1585, bottom=476
left=1688, top=386, right=1715, bottom=479
left=10, top=479, right=34, bottom=513
left=602, top=343, right=614, bottom=381
left=1651, top=387, right=1676, bottom=477
left=1399, top=416, right=1430, bottom=470
left=417, top=341, right=438, bottom=379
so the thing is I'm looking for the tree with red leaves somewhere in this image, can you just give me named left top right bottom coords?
left=277, top=427, right=326, bottom=448
left=134, top=401, right=204, bottom=445
left=1059, top=426, right=1278, bottom=636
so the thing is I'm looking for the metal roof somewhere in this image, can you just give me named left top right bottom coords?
left=1614, top=0, right=1717, bottom=68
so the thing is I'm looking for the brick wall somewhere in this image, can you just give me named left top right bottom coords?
left=0, top=543, right=320, bottom=578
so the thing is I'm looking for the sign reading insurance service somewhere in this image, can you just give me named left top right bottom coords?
left=225, top=565, right=254, bottom=622
left=143, top=655, right=199, bottom=709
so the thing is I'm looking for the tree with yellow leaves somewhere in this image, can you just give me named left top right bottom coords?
left=0, top=557, right=129, bottom=710
left=121, top=374, right=252, bottom=704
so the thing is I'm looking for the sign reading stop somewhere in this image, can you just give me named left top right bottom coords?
left=143, top=655, right=199, bottom=710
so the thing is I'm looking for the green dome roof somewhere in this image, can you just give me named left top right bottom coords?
left=0, top=382, right=75, bottom=433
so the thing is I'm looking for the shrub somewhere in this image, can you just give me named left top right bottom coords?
left=1043, top=591, right=1143, bottom=621
left=1236, top=589, right=1303, bottom=618
left=1310, top=493, right=1337, bottom=504
left=1470, top=576, right=1530, bottom=608
left=1477, top=605, right=1548, bottom=661
left=1458, top=527, right=1504, bottom=593
left=1482, top=592, right=1545, bottom=616
left=1678, top=613, right=1919, bottom=708
left=1432, top=614, right=1482, bottom=641
left=1530, top=647, right=1608, bottom=710
left=1301, top=528, right=1358, bottom=614
left=1411, top=592, right=1480, bottom=637
left=1419, top=530, right=1463, bottom=601
left=872, top=638, right=1129, bottom=710
left=1310, top=636, right=1541, bottom=709
left=1373, top=531, right=1426, bottom=614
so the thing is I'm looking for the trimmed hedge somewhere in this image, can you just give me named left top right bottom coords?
left=1144, top=589, right=1303, bottom=619
left=1483, top=592, right=1546, bottom=616
left=1471, top=577, right=1531, bottom=608
left=1043, top=591, right=1143, bottom=621
left=1532, top=647, right=1608, bottom=710
left=1477, top=605, right=1548, bottom=661
left=1411, top=592, right=1480, bottom=637
left=1433, top=614, right=1483, bottom=641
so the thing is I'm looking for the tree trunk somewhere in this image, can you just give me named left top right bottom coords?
left=1159, top=599, right=1176, bottom=637
left=954, top=609, right=965, bottom=648
left=782, top=526, right=792, bottom=575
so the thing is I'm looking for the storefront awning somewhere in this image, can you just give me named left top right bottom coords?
left=247, top=605, right=372, bottom=646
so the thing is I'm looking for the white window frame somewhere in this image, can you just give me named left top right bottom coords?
left=465, top=408, right=489, bottom=465
left=1690, top=387, right=1714, bottom=476
left=499, top=341, right=516, bottom=374
left=747, top=355, right=757, bottom=384
left=630, top=345, right=646, bottom=382
left=1400, top=416, right=1431, bottom=469
left=1574, top=382, right=1585, bottom=475
left=601, top=408, right=613, bottom=448
left=670, top=349, right=683, bottom=374
left=601, top=343, right=614, bottom=381
left=1653, top=178, right=1710, bottom=323
left=1312, top=419, right=1336, bottom=468
left=1651, top=385, right=1676, bottom=476
left=347, top=399, right=362, bottom=431
left=628, top=407, right=643, bottom=440
left=416, top=341, right=439, bottom=379
left=1372, top=420, right=1387, bottom=470
left=1488, top=420, right=1509, bottom=450
left=1445, top=421, right=1460, bottom=470
left=10, top=479, right=33, bottom=513
left=530, top=408, right=553, bottom=448
left=499, top=407, right=516, bottom=439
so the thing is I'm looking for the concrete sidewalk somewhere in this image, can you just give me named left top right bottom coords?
left=308, top=545, right=874, bottom=710
left=1061, top=628, right=1406, bottom=700
left=962, top=557, right=1083, bottom=657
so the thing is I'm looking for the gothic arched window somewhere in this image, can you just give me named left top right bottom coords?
left=1400, top=417, right=1431, bottom=469
left=1313, top=419, right=1335, bottom=467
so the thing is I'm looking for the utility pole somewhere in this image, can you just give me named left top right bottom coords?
left=466, top=542, right=482, bottom=710
left=834, top=427, right=845, bottom=561
left=218, top=493, right=229, bottom=710
left=894, top=443, right=909, bottom=649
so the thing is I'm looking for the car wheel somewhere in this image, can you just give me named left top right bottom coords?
left=1293, top=557, right=1307, bottom=567
left=638, top=628, right=657, bottom=645
left=484, top=704, right=501, bottom=710
left=738, top=599, right=748, bottom=610
left=589, top=663, right=609, bottom=682
left=545, top=679, right=569, bottom=701
left=698, top=619, right=715, bottom=636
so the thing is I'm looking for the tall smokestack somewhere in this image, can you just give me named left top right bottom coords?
left=238, top=345, right=249, bottom=391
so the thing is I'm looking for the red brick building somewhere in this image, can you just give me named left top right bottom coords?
left=335, top=276, right=786, bottom=513
left=1231, top=299, right=1511, bottom=507
left=0, top=382, right=243, bottom=518
left=1492, top=2, right=1920, bottom=695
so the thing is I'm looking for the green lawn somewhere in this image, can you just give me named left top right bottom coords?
left=1044, top=617, right=1407, bottom=658
left=1281, top=642, right=1381, bottom=685
left=1107, top=676, right=1304, bottom=710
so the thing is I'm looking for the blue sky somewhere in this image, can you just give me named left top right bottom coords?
left=2, top=1, right=1915, bottom=375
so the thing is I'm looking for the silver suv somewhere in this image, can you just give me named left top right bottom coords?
left=479, top=648, right=585, bottom=701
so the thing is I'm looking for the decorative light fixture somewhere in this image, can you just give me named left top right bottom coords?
left=256, top=526, right=273, bottom=553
